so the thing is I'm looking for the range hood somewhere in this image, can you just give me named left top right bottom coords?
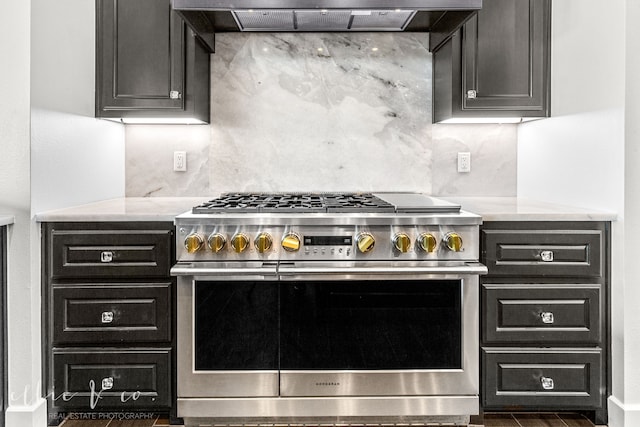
left=171, top=0, right=482, bottom=53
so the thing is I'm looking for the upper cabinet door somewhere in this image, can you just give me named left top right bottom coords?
left=433, top=0, right=550, bottom=123
left=97, top=0, right=184, bottom=111
left=96, top=0, right=210, bottom=123
left=463, top=0, right=549, bottom=111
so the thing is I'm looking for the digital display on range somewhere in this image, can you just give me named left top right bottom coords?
left=303, top=236, right=353, bottom=246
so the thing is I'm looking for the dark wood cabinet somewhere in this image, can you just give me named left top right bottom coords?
left=49, top=228, right=172, bottom=279
left=480, top=221, right=610, bottom=425
left=52, top=282, right=171, bottom=345
left=42, top=222, right=176, bottom=421
left=433, top=0, right=550, bottom=122
left=483, top=284, right=602, bottom=344
left=483, top=228, right=603, bottom=278
left=95, top=0, right=210, bottom=123
left=483, top=348, right=603, bottom=409
left=53, top=349, right=172, bottom=409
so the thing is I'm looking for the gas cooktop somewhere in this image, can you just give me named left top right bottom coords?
left=176, top=192, right=478, bottom=263
left=192, top=192, right=461, bottom=214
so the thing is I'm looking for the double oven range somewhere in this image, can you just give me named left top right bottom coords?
left=172, top=193, right=486, bottom=426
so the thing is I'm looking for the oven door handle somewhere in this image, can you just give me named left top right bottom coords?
left=278, top=262, right=488, bottom=278
left=171, top=262, right=278, bottom=279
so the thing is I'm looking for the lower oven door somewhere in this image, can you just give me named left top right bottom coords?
left=173, top=262, right=279, bottom=398
left=278, top=261, right=485, bottom=398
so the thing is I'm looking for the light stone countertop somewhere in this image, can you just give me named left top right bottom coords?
left=35, top=197, right=211, bottom=222
left=35, top=196, right=617, bottom=223
left=443, top=197, right=617, bottom=222
left=0, top=215, right=14, bottom=226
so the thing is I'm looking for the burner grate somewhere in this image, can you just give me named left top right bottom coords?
left=323, top=194, right=396, bottom=213
left=192, top=193, right=396, bottom=214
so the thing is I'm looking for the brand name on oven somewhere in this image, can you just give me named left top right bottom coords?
left=315, top=381, right=341, bottom=386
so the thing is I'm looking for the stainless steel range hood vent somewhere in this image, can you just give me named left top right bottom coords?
left=172, top=0, right=482, bottom=52
left=233, top=9, right=417, bottom=32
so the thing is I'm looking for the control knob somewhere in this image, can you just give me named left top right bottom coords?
left=231, top=233, right=250, bottom=253
left=254, top=233, right=273, bottom=253
left=208, top=233, right=226, bottom=253
left=184, top=233, right=204, bottom=253
left=417, top=233, right=437, bottom=253
left=444, top=232, right=463, bottom=252
left=281, top=232, right=301, bottom=252
left=393, top=233, right=411, bottom=253
left=356, top=232, right=375, bottom=253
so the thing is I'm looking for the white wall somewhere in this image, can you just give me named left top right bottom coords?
left=31, top=109, right=124, bottom=214
left=518, top=0, right=625, bottom=212
left=620, top=2, right=640, bottom=426
left=517, top=1, right=636, bottom=426
left=31, top=0, right=125, bottom=215
left=0, top=0, right=48, bottom=425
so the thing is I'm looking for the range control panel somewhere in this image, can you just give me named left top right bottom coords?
left=176, top=225, right=479, bottom=262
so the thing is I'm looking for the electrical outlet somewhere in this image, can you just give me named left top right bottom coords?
left=457, top=152, right=471, bottom=173
left=174, top=151, right=187, bottom=172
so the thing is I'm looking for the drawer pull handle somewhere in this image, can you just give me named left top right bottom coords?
left=100, top=251, right=113, bottom=263
left=101, top=377, right=114, bottom=390
left=540, top=376, right=555, bottom=390
left=101, top=311, right=114, bottom=323
left=540, top=311, right=555, bottom=324
left=540, top=250, right=554, bottom=262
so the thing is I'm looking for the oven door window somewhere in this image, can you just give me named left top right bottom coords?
left=194, top=281, right=278, bottom=370
left=280, top=280, right=462, bottom=370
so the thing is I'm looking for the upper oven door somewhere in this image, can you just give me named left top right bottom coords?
left=278, top=261, right=484, bottom=397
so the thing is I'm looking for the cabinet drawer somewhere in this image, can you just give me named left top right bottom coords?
left=50, top=229, right=172, bottom=279
left=483, top=229, right=603, bottom=278
left=52, top=283, right=171, bottom=345
left=483, top=284, right=601, bottom=344
left=482, top=348, right=602, bottom=409
left=52, top=348, right=171, bottom=409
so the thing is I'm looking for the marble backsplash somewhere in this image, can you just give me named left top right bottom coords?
left=125, top=33, right=516, bottom=197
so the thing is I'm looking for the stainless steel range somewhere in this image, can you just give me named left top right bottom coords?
left=171, top=192, right=486, bottom=427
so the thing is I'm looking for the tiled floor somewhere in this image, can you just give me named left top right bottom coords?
left=58, top=413, right=607, bottom=427
left=476, top=413, right=606, bottom=427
